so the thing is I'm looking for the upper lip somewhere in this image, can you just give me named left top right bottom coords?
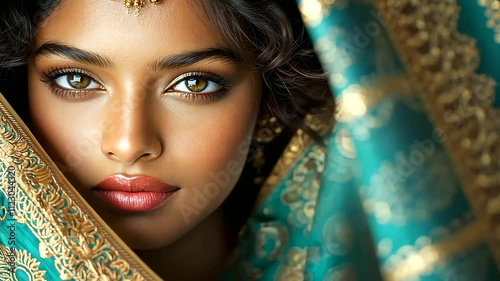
left=95, top=174, right=179, bottom=193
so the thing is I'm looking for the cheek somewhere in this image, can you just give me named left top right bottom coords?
left=179, top=113, right=253, bottom=178
left=171, top=90, right=260, bottom=191
left=28, top=81, right=103, bottom=180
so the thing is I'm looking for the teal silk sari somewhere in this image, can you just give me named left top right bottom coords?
left=1, top=0, right=499, bottom=280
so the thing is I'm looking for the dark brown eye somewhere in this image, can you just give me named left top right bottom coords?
left=185, top=77, right=208, bottom=92
left=67, top=74, right=92, bottom=89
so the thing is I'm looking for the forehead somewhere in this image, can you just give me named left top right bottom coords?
left=35, top=0, right=226, bottom=60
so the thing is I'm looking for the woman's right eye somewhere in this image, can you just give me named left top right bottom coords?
left=54, top=73, right=102, bottom=90
left=40, top=68, right=106, bottom=100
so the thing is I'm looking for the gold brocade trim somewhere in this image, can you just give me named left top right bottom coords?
left=373, top=0, right=500, bottom=265
left=386, top=220, right=488, bottom=281
left=255, top=113, right=333, bottom=208
left=256, top=129, right=312, bottom=207
left=478, top=0, right=500, bottom=43
left=281, top=144, right=326, bottom=235
left=0, top=94, right=161, bottom=281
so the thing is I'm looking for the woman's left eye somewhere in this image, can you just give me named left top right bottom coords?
left=54, top=74, right=102, bottom=90
left=171, top=76, right=222, bottom=93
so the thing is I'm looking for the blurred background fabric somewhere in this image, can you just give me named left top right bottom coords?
left=223, top=0, right=500, bottom=280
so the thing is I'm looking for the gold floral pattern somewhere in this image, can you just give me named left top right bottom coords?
left=0, top=245, right=48, bottom=281
left=256, top=128, right=312, bottom=208
left=257, top=113, right=333, bottom=208
left=281, top=144, right=325, bottom=236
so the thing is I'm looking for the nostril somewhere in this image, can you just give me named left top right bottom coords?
left=106, top=152, right=118, bottom=160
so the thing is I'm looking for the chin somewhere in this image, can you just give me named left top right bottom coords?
left=102, top=212, right=196, bottom=251
left=112, top=222, right=181, bottom=250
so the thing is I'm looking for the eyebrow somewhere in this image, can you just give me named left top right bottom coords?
left=35, top=42, right=240, bottom=71
left=151, top=48, right=240, bottom=71
left=35, top=42, right=115, bottom=68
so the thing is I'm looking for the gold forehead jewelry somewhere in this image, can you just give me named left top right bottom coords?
left=112, top=0, right=160, bottom=15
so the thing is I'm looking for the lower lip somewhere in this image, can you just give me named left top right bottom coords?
left=95, top=190, right=178, bottom=212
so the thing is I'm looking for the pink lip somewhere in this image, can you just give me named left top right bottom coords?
left=94, top=175, right=179, bottom=212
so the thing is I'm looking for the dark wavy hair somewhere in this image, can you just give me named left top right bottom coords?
left=0, top=0, right=334, bottom=229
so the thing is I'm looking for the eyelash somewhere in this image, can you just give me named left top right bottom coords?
left=40, top=68, right=229, bottom=102
left=40, top=67, right=104, bottom=100
left=166, top=71, right=229, bottom=102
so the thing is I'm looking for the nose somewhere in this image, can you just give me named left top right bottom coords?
left=100, top=93, right=162, bottom=164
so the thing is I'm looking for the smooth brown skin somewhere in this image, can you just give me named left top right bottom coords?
left=28, top=0, right=262, bottom=279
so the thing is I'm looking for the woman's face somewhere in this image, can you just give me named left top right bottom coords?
left=28, top=0, right=261, bottom=249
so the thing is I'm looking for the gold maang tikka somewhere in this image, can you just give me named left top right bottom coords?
left=112, top=0, right=161, bottom=15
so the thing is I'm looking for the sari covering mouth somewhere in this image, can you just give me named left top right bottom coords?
left=1, top=0, right=499, bottom=280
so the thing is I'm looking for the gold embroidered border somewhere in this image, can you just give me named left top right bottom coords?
left=255, top=112, right=333, bottom=208
left=373, top=0, right=500, bottom=265
left=386, top=220, right=488, bottom=281
left=280, top=144, right=326, bottom=235
left=256, top=129, right=312, bottom=207
left=0, top=94, right=161, bottom=281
